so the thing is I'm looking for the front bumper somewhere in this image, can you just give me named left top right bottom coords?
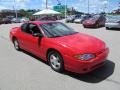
left=74, top=20, right=82, bottom=23
left=64, top=48, right=109, bottom=74
left=83, top=23, right=96, bottom=28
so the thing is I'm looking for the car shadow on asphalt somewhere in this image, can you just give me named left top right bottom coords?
left=84, top=26, right=105, bottom=29
left=106, top=28, right=120, bottom=31
left=63, top=60, right=115, bottom=83
left=21, top=50, right=115, bottom=83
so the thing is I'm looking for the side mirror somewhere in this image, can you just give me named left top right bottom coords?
left=32, top=33, right=43, bottom=37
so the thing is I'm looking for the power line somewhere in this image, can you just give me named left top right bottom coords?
left=46, top=0, right=48, bottom=9
left=56, top=0, right=61, bottom=5
left=0, top=0, right=25, bottom=2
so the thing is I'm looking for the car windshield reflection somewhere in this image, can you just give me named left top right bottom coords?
left=40, top=22, right=78, bottom=38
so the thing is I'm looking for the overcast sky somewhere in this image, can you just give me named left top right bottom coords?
left=0, top=0, right=119, bottom=13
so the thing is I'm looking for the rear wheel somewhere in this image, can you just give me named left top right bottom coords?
left=13, top=38, right=20, bottom=51
left=65, top=20, right=69, bottom=23
left=48, top=51, right=64, bottom=72
left=96, top=23, right=99, bottom=28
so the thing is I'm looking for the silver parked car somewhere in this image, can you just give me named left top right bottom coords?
left=65, top=15, right=76, bottom=23
left=74, top=15, right=91, bottom=24
left=11, top=18, right=21, bottom=23
left=74, top=16, right=83, bottom=23
left=105, top=16, right=120, bottom=29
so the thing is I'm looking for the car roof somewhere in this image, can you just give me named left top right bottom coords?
left=27, top=21, right=58, bottom=25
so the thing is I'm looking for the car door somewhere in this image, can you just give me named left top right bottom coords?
left=96, top=16, right=101, bottom=25
left=19, top=23, right=44, bottom=56
left=118, top=21, right=120, bottom=28
left=100, top=15, right=105, bottom=26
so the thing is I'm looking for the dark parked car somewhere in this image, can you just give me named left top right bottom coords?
left=83, top=15, right=106, bottom=28
left=81, top=15, right=92, bottom=23
left=0, top=18, right=11, bottom=24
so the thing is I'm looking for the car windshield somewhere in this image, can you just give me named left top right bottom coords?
left=106, top=15, right=120, bottom=21
left=40, top=22, right=78, bottom=38
left=76, top=16, right=81, bottom=19
left=89, top=15, right=99, bottom=20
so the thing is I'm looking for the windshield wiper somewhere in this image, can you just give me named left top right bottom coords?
left=65, top=32, right=78, bottom=36
left=50, top=35, right=63, bottom=38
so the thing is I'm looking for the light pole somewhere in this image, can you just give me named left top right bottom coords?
left=117, top=1, right=120, bottom=14
left=13, top=0, right=18, bottom=19
left=87, top=0, right=90, bottom=14
left=103, top=0, right=108, bottom=13
left=106, top=0, right=109, bottom=13
left=46, top=0, right=48, bottom=9
left=65, top=0, right=67, bottom=20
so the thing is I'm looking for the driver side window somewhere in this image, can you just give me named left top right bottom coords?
left=21, top=23, right=29, bottom=33
left=29, top=24, right=41, bottom=35
left=21, top=23, right=41, bottom=35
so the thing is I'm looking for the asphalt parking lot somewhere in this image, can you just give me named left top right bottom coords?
left=0, top=22, right=120, bottom=90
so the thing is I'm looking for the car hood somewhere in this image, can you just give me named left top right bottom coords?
left=107, top=19, right=119, bottom=23
left=75, top=19, right=82, bottom=21
left=51, top=33, right=106, bottom=53
left=85, top=19, right=96, bottom=22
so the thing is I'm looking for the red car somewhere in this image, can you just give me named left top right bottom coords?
left=10, top=21, right=109, bottom=74
left=83, top=15, right=106, bottom=28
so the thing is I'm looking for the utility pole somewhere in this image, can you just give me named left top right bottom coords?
left=107, top=0, right=109, bottom=13
left=65, top=0, right=67, bottom=20
left=0, top=0, right=18, bottom=19
left=87, top=0, right=90, bottom=14
left=13, top=0, right=18, bottom=19
left=46, top=0, right=48, bottom=9
left=118, top=1, right=120, bottom=14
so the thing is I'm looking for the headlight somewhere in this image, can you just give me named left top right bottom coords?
left=74, top=54, right=96, bottom=60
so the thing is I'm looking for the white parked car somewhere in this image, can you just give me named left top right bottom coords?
left=74, top=17, right=82, bottom=23
left=74, top=15, right=92, bottom=24
left=20, top=17, right=29, bottom=23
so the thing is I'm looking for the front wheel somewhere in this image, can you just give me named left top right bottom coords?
left=13, top=38, right=20, bottom=51
left=83, top=25, right=86, bottom=28
left=48, top=51, right=64, bottom=72
left=96, top=23, right=99, bottom=28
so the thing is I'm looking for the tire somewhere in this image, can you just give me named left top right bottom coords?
left=13, top=38, right=20, bottom=51
left=65, top=21, right=68, bottom=23
left=83, top=25, right=86, bottom=28
left=106, top=27, right=110, bottom=30
left=96, top=23, right=99, bottom=28
left=48, top=51, right=64, bottom=72
left=71, top=20, right=74, bottom=23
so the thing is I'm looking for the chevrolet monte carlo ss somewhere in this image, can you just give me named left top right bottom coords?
left=10, top=21, right=109, bottom=74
